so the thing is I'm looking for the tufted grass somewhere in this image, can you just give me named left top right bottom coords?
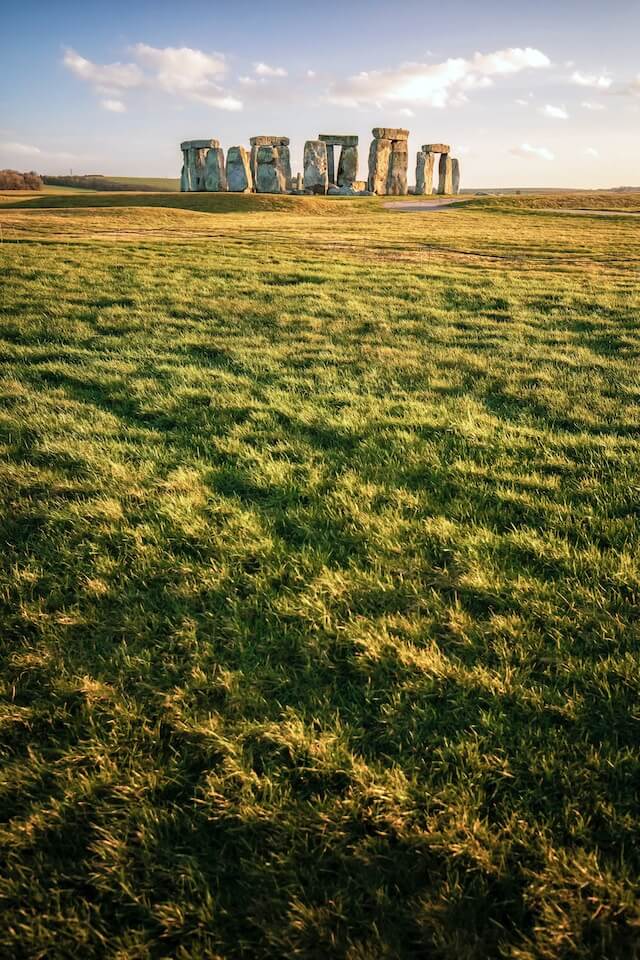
left=1, top=194, right=640, bottom=959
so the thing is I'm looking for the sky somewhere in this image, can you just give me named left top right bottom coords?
left=1, top=0, right=639, bottom=188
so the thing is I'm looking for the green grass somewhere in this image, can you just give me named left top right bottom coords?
left=1, top=192, right=640, bottom=959
left=108, top=176, right=181, bottom=191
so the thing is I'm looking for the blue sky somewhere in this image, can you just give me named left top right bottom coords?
left=1, top=0, right=638, bottom=186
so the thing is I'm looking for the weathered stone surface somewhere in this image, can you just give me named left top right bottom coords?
left=422, top=143, right=450, bottom=155
left=276, top=145, right=292, bottom=189
left=180, top=140, right=218, bottom=192
left=255, top=145, right=286, bottom=193
left=327, top=186, right=341, bottom=196
left=303, top=140, right=328, bottom=194
left=295, top=172, right=303, bottom=191
left=337, top=145, right=358, bottom=187
left=226, top=146, right=252, bottom=192
left=387, top=140, right=408, bottom=195
left=373, top=127, right=409, bottom=141
left=451, top=158, right=460, bottom=195
left=180, top=139, right=219, bottom=151
left=250, top=136, right=290, bottom=146
left=415, top=150, right=435, bottom=195
left=438, top=154, right=453, bottom=194
left=319, top=134, right=359, bottom=147
left=368, top=138, right=391, bottom=194
left=204, top=147, right=227, bottom=192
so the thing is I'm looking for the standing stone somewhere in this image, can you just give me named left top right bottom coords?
left=250, top=137, right=290, bottom=186
left=438, top=154, right=453, bottom=194
left=415, top=150, right=435, bottom=195
left=276, top=145, right=292, bottom=190
left=387, top=140, right=408, bottom=195
left=303, top=140, right=329, bottom=194
left=368, top=138, right=391, bottom=194
left=255, top=145, right=286, bottom=193
left=296, top=172, right=303, bottom=191
left=204, top=147, right=227, bottom=192
left=180, top=139, right=219, bottom=192
left=451, top=158, right=460, bottom=195
left=226, top=146, right=252, bottom=192
left=337, top=145, right=358, bottom=187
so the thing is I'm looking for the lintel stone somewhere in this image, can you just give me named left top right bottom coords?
left=250, top=136, right=290, bottom=146
left=181, top=139, right=219, bottom=150
left=422, top=143, right=450, bottom=154
left=373, top=127, right=409, bottom=141
left=319, top=134, right=359, bottom=146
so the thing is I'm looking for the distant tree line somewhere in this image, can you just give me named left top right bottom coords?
left=43, top=175, right=158, bottom=192
left=0, top=170, right=43, bottom=190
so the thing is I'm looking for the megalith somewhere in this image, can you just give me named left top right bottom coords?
left=226, top=146, right=253, bottom=192
left=367, top=128, right=409, bottom=195
left=319, top=135, right=359, bottom=188
left=250, top=136, right=290, bottom=188
left=303, top=140, right=329, bottom=194
left=255, top=145, right=287, bottom=193
left=438, top=154, right=453, bottom=195
left=387, top=141, right=408, bottom=195
left=368, top=137, right=392, bottom=194
left=204, top=147, right=227, bottom=192
left=337, top=145, right=358, bottom=187
left=452, top=158, right=461, bottom=195
left=180, top=139, right=218, bottom=192
left=415, top=150, right=435, bottom=195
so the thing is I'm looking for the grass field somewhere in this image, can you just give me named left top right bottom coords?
left=1, top=191, right=640, bottom=959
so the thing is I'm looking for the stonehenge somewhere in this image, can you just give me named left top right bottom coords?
left=180, top=128, right=461, bottom=196
left=367, top=129, right=409, bottom=195
left=303, top=140, right=329, bottom=194
left=226, top=146, right=252, bottom=193
left=180, top=139, right=218, bottom=192
left=319, top=135, right=359, bottom=189
left=415, top=143, right=460, bottom=196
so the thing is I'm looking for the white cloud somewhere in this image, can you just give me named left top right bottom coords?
left=0, top=141, right=75, bottom=161
left=306, top=70, right=316, bottom=79
left=511, top=143, right=555, bottom=161
left=64, top=44, right=242, bottom=112
left=581, top=100, right=605, bottom=111
left=0, top=141, right=41, bottom=156
left=570, top=70, right=612, bottom=89
left=101, top=99, right=126, bottom=113
left=539, top=104, right=569, bottom=119
left=399, top=107, right=415, bottom=116
left=133, top=44, right=227, bottom=93
left=63, top=48, right=143, bottom=93
left=585, top=147, right=600, bottom=158
left=327, top=46, right=550, bottom=109
left=254, top=62, right=287, bottom=77
left=515, top=98, right=529, bottom=106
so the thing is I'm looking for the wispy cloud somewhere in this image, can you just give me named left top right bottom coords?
left=510, top=142, right=555, bottom=161
left=570, top=70, right=612, bottom=89
left=254, top=62, right=287, bottom=78
left=585, top=147, right=600, bottom=158
left=63, top=44, right=242, bottom=111
left=327, top=46, right=550, bottom=109
left=0, top=140, right=74, bottom=160
left=539, top=104, right=569, bottom=119
left=101, top=98, right=126, bottom=113
left=581, top=100, right=605, bottom=111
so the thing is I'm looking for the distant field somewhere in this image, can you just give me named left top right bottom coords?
left=472, top=191, right=640, bottom=212
left=108, top=175, right=180, bottom=191
left=1, top=190, right=640, bottom=959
